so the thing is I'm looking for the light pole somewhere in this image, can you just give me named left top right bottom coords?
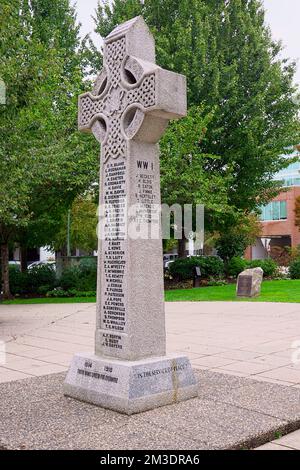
left=0, top=78, right=6, bottom=105
left=67, top=209, right=71, bottom=257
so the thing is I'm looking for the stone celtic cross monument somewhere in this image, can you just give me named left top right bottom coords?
left=64, top=17, right=197, bottom=414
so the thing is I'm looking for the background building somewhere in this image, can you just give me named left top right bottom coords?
left=247, top=147, right=300, bottom=263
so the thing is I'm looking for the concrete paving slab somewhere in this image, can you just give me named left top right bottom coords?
left=270, top=429, right=300, bottom=450
left=1, top=302, right=300, bottom=385
left=213, top=381, right=300, bottom=421
left=255, top=442, right=294, bottom=450
left=257, top=367, right=300, bottom=384
left=0, top=370, right=299, bottom=450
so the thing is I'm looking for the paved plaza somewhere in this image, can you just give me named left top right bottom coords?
left=0, top=301, right=300, bottom=450
left=1, top=302, right=300, bottom=386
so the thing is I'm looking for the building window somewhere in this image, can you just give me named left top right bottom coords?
left=260, top=201, right=287, bottom=221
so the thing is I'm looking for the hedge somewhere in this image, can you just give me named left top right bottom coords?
left=226, top=257, right=277, bottom=278
left=169, top=256, right=224, bottom=281
left=59, top=258, right=97, bottom=291
left=168, top=256, right=277, bottom=281
left=8, top=258, right=97, bottom=296
left=9, top=265, right=57, bottom=296
left=289, top=259, right=300, bottom=279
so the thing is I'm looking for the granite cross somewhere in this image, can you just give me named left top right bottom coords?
left=64, top=16, right=197, bottom=414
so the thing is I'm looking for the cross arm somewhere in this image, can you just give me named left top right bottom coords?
left=78, top=92, right=106, bottom=133
left=121, top=60, right=187, bottom=143
left=151, top=68, right=187, bottom=120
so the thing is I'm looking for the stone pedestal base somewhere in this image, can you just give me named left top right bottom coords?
left=63, top=352, right=198, bottom=415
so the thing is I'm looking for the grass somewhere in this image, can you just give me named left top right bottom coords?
left=2, top=279, right=300, bottom=304
left=165, top=279, right=300, bottom=303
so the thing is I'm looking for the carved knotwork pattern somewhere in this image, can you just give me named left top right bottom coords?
left=104, top=117, right=126, bottom=162
left=106, top=38, right=126, bottom=88
left=80, top=95, right=105, bottom=128
left=79, top=36, right=157, bottom=162
left=126, top=75, right=156, bottom=108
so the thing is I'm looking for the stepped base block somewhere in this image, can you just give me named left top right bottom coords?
left=63, top=352, right=198, bottom=415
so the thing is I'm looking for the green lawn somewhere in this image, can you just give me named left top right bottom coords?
left=2, top=280, right=300, bottom=304
left=165, top=280, right=300, bottom=303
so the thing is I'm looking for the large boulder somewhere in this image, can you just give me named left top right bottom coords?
left=236, top=267, right=263, bottom=298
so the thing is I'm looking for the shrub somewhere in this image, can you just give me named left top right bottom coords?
left=169, top=256, right=224, bottom=281
left=79, top=257, right=97, bottom=271
left=199, top=256, right=225, bottom=278
left=27, top=265, right=56, bottom=293
left=59, top=266, right=81, bottom=290
left=72, top=290, right=96, bottom=297
left=216, top=233, right=249, bottom=262
left=77, top=258, right=97, bottom=291
left=46, top=288, right=96, bottom=298
left=37, top=285, right=52, bottom=296
left=248, top=259, right=277, bottom=278
left=273, top=266, right=290, bottom=280
left=58, top=258, right=97, bottom=291
left=168, top=258, right=197, bottom=280
left=9, top=266, right=29, bottom=295
left=289, top=259, right=300, bottom=279
left=226, top=257, right=248, bottom=277
left=46, top=288, right=72, bottom=298
left=206, top=278, right=227, bottom=286
left=9, top=264, right=56, bottom=295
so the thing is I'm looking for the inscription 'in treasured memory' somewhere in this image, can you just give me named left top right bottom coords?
left=135, top=363, right=189, bottom=379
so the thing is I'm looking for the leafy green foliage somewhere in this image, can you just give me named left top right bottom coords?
left=169, top=256, right=224, bottom=280
left=216, top=214, right=261, bottom=261
left=58, top=259, right=97, bottom=291
left=226, top=256, right=277, bottom=278
left=288, top=259, right=300, bottom=279
left=9, top=264, right=56, bottom=295
left=53, top=196, right=98, bottom=253
left=9, top=266, right=29, bottom=296
left=248, top=258, right=277, bottom=278
left=226, top=257, right=248, bottom=277
left=216, top=232, right=251, bottom=263
left=58, top=266, right=81, bottom=291
left=95, top=0, right=300, bottom=220
left=0, top=0, right=98, bottom=297
left=46, top=288, right=96, bottom=298
left=160, top=107, right=233, bottom=232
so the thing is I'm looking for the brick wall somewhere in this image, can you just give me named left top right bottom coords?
left=261, top=187, right=300, bottom=247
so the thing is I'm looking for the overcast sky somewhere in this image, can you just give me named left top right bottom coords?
left=73, top=0, right=300, bottom=85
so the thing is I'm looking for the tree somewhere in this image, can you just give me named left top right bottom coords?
left=53, top=195, right=98, bottom=254
left=160, top=106, right=233, bottom=256
left=0, top=1, right=98, bottom=297
left=95, top=0, right=300, bottom=217
left=215, top=214, right=262, bottom=262
left=199, top=0, right=300, bottom=213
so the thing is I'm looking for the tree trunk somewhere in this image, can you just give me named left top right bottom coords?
left=178, top=236, right=188, bottom=258
left=1, top=243, right=12, bottom=299
left=20, top=245, right=28, bottom=273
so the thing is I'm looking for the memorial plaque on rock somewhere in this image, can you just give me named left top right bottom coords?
left=236, top=267, right=263, bottom=298
left=64, top=16, right=198, bottom=414
left=237, top=275, right=252, bottom=297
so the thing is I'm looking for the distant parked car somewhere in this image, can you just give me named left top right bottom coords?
left=163, top=253, right=178, bottom=269
left=165, top=259, right=175, bottom=270
left=8, top=260, right=21, bottom=269
left=27, top=261, right=56, bottom=271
